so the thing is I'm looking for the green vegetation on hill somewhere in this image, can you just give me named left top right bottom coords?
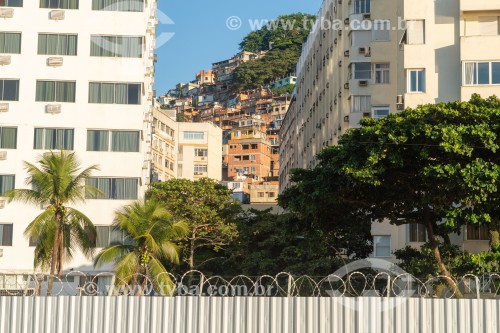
left=233, top=13, right=316, bottom=91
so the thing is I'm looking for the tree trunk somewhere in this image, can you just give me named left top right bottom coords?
left=189, top=234, right=195, bottom=271
left=489, top=221, right=499, bottom=250
left=425, top=220, right=463, bottom=298
left=47, top=214, right=61, bottom=296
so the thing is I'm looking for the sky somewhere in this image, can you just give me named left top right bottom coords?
left=154, top=0, right=323, bottom=95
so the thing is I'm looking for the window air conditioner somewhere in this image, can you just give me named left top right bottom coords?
left=359, top=80, right=369, bottom=87
left=358, top=47, right=366, bottom=54
left=344, top=83, right=350, bottom=89
left=0, top=55, right=11, bottom=66
left=0, top=151, right=7, bottom=160
left=49, top=10, right=65, bottom=20
left=364, top=47, right=371, bottom=57
left=0, top=8, right=14, bottom=18
left=0, top=199, right=5, bottom=209
left=46, top=104, right=62, bottom=114
left=0, top=103, right=9, bottom=112
left=344, top=50, right=350, bottom=57
left=47, top=57, right=63, bottom=67
left=363, top=14, right=371, bottom=20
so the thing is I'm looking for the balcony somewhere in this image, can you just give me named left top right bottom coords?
left=461, top=35, right=500, bottom=61
left=460, top=0, right=500, bottom=12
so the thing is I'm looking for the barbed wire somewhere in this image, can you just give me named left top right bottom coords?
left=0, top=271, right=499, bottom=299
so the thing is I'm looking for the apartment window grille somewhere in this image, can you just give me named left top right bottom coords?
left=463, top=62, right=500, bottom=85
left=87, top=130, right=139, bottom=152
left=0, top=0, right=23, bottom=6
left=406, top=20, right=425, bottom=44
left=0, top=32, right=21, bottom=54
left=89, top=82, right=141, bottom=105
left=372, top=106, right=390, bottom=119
left=351, top=96, right=371, bottom=113
left=407, top=69, right=425, bottom=93
left=0, top=175, right=15, bottom=196
left=353, top=0, right=370, bottom=14
left=374, top=63, right=390, bottom=84
left=0, top=127, right=17, bottom=149
left=409, top=223, right=426, bottom=242
left=194, top=148, right=208, bottom=157
left=38, top=34, right=77, bottom=56
left=373, top=235, right=391, bottom=257
left=0, top=224, right=13, bottom=246
left=34, top=128, right=74, bottom=150
left=36, top=80, right=76, bottom=102
left=92, top=0, right=143, bottom=12
left=39, top=0, right=79, bottom=9
left=90, top=35, right=142, bottom=58
left=372, top=20, right=390, bottom=41
left=0, top=79, right=19, bottom=101
left=354, top=63, right=371, bottom=79
left=183, top=132, right=204, bottom=140
left=194, top=164, right=207, bottom=173
left=86, top=178, right=139, bottom=200
left=466, top=224, right=491, bottom=241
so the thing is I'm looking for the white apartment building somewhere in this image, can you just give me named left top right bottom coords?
left=0, top=0, right=157, bottom=275
left=152, top=107, right=222, bottom=182
left=280, top=0, right=500, bottom=259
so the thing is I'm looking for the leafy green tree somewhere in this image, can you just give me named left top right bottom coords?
left=272, top=84, right=295, bottom=96
left=94, top=200, right=188, bottom=295
left=147, top=179, right=240, bottom=271
left=282, top=95, right=500, bottom=297
left=6, top=151, right=98, bottom=295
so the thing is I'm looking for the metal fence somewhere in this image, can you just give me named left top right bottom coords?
left=0, top=296, right=499, bottom=333
left=0, top=270, right=499, bottom=298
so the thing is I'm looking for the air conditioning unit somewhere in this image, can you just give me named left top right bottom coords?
left=47, top=57, right=63, bottom=67
left=363, top=14, right=371, bottom=20
left=0, top=55, right=11, bottom=66
left=359, top=80, right=369, bottom=87
left=0, top=151, right=7, bottom=160
left=0, top=103, right=9, bottom=112
left=364, top=47, right=371, bottom=57
left=344, top=83, right=350, bottom=89
left=344, top=18, right=350, bottom=25
left=344, top=50, right=350, bottom=57
left=49, top=10, right=65, bottom=20
left=0, top=200, right=5, bottom=209
left=358, top=47, right=366, bottom=54
left=200, top=157, right=206, bottom=160
left=0, top=8, right=14, bottom=18
left=145, top=66, right=154, bottom=76
left=46, top=104, right=62, bottom=114
left=363, top=112, right=371, bottom=118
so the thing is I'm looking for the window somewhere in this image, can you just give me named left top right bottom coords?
left=34, top=128, right=74, bottom=150
left=92, top=0, right=143, bottom=12
left=250, top=155, right=256, bottom=161
left=374, top=64, right=390, bottom=84
left=268, top=192, right=275, bottom=198
left=87, top=130, right=139, bottom=152
left=0, top=127, right=17, bottom=149
left=0, top=175, right=15, bottom=195
left=373, top=235, right=391, bottom=257
left=86, top=178, right=139, bottom=200
left=194, top=148, right=208, bottom=157
left=351, top=96, right=371, bottom=113
left=194, top=165, right=207, bottom=173
left=409, top=223, right=426, bottom=242
left=407, top=69, right=425, bottom=92
left=93, top=226, right=129, bottom=248
left=0, top=224, right=13, bottom=246
left=36, top=80, right=76, bottom=102
left=89, top=82, right=141, bottom=105
left=90, top=36, right=142, bottom=58
left=39, top=0, right=79, bottom=9
left=0, top=32, right=21, bottom=54
left=466, top=224, right=490, bottom=241
left=0, top=79, right=19, bottom=101
left=354, top=63, right=371, bottom=80
left=183, top=132, right=204, bottom=140
left=372, top=106, right=390, bottom=119
left=353, top=0, right=370, bottom=14
left=478, top=16, right=500, bottom=36
left=0, top=0, right=23, bottom=7
left=37, top=34, right=77, bottom=56
left=407, top=20, right=425, bottom=44
left=372, top=20, right=390, bottom=41
left=257, top=192, right=265, bottom=198
left=251, top=144, right=258, bottom=149
left=463, top=62, right=500, bottom=85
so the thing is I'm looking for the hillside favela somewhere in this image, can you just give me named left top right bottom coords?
left=1, top=0, right=500, bottom=332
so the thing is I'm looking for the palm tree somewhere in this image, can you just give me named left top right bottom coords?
left=94, top=200, right=188, bottom=295
left=5, top=151, right=99, bottom=295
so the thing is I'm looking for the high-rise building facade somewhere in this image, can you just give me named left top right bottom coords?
left=0, top=0, right=157, bottom=273
left=280, top=0, right=500, bottom=258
